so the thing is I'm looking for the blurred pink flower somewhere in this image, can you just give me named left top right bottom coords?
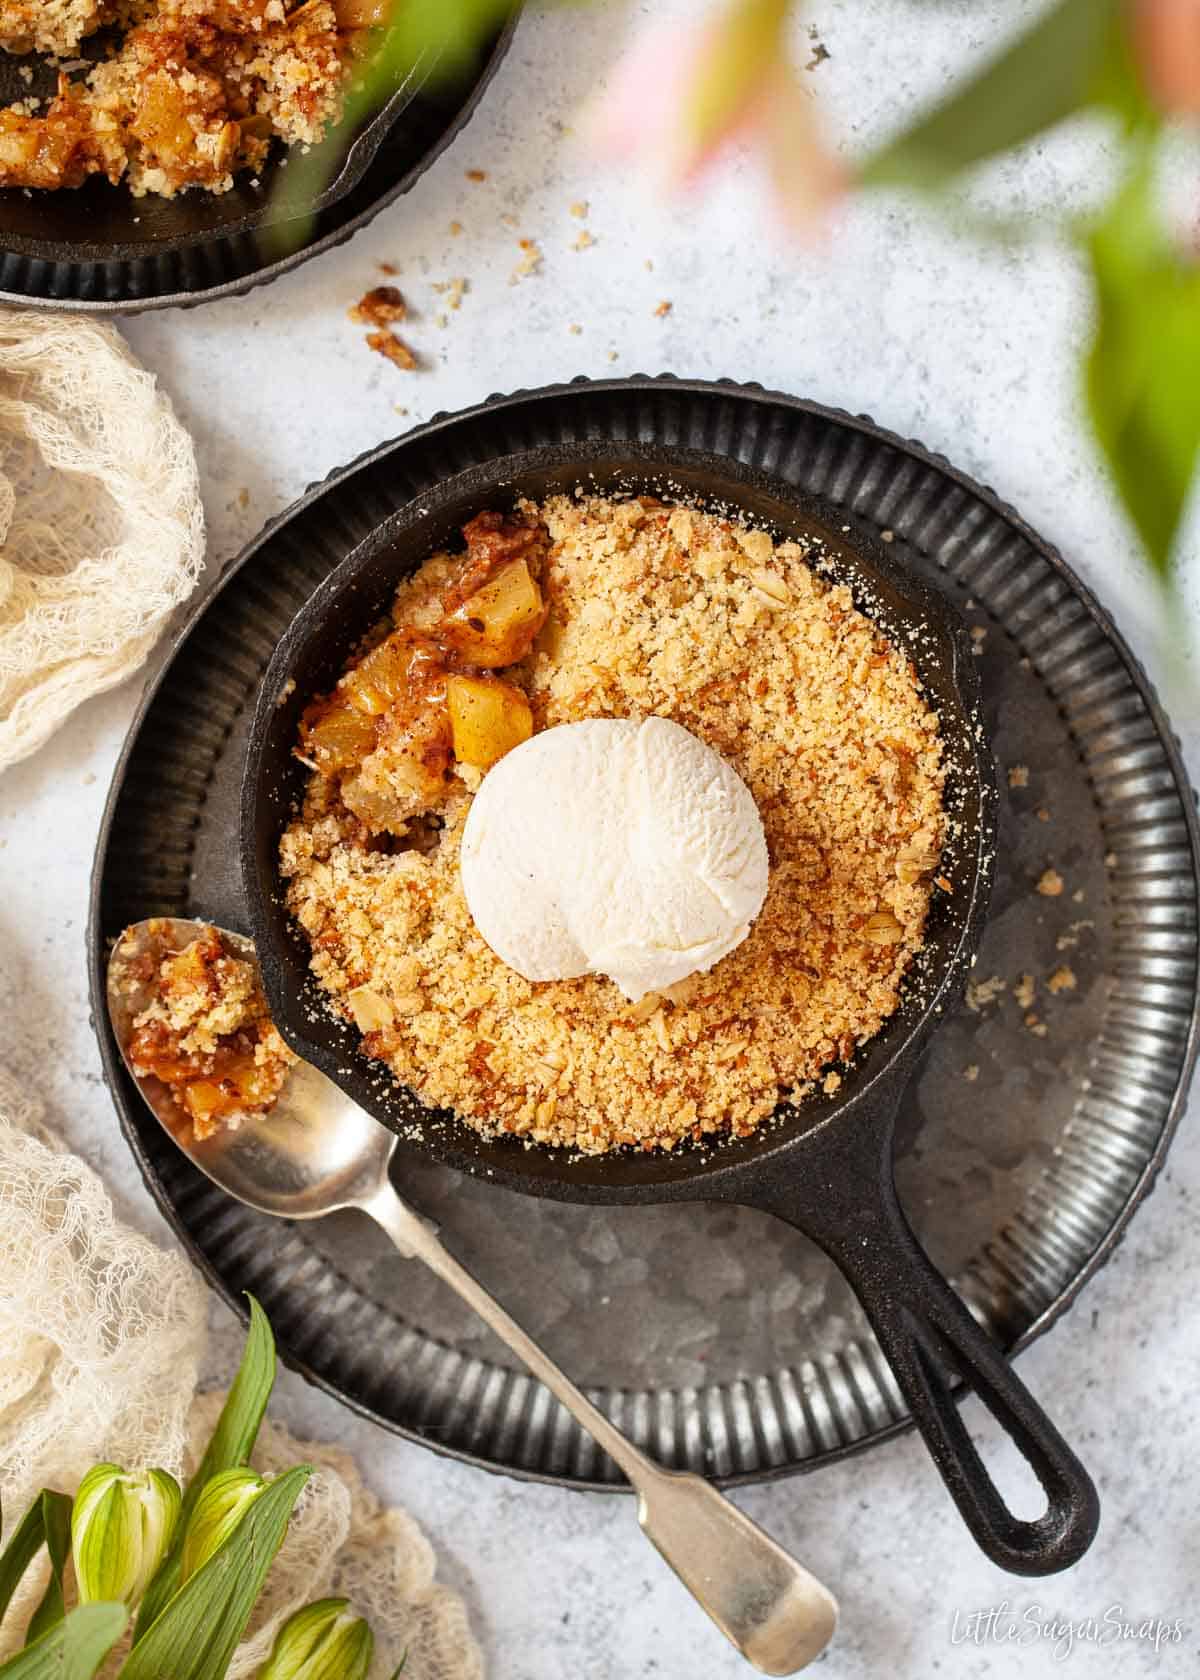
left=1131, top=0, right=1200, bottom=115
left=587, top=4, right=846, bottom=234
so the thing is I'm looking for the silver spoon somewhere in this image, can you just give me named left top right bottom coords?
left=107, top=918, right=838, bottom=1675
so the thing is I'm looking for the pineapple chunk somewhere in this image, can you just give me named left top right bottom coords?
left=299, top=702, right=378, bottom=772
left=133, top=74, right=198, bottom=169
left=447, top=673, right=532, bottom=771
left=183, top=1080, right=226, bottom=1122
left=442, top=559, right=546, bottom=668
left=342, top=632, right=417, bottom=716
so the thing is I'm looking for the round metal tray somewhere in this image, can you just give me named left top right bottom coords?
left=89, top=377, right=1200, bottom=1491
left=0, top=21, right=514, bottom=314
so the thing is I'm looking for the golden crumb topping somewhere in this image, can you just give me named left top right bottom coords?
left=280, top=496, right=947, bottom=1155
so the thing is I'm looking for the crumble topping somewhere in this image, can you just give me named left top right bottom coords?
left=349, top=284, right=406, bottom=325
left=366, top=329, right=418, bottom=371
left=121, top=922, right=297, bottom=1140
left=280, top=495, right=947, bottom=1154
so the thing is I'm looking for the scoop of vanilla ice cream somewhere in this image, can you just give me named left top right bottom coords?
left=459, top=717, right=769, bottom=1002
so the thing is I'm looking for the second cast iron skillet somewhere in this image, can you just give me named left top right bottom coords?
left=0, top=27, right=429, bottom=261
left=242, top=443, right=1099, bottom=1576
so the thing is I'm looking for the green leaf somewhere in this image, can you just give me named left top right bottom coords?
left=861, top=0, right=1123, bottom=190
left=0, top=1604, right=127, bottom=1680
left=184, top=1298, right=276, bottom=1523
left=62, top=1604, right=129, bottom=1680
left=1086, top=153, right=1200, bottom=578
left=0, top=1495, right=50, bottom=1628
left=24, top=1494, right=72, bottom=1646
left=136, top=1297, right=275, bottom=1639
left=119, top=1467, right=312, bottom=1680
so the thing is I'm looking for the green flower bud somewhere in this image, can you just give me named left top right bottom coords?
left=256, top=1598, right=374, bottom=1680
left=71, top=1463, right=181, bottom=1606
left=180, top=1468, right=270, bottom=1584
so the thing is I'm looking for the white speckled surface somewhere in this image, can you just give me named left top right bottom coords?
left=2, top=2, right=1199, bottom=1674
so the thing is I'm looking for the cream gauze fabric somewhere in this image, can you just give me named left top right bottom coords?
left=0, top=312, right=205, bottom=772
left=0, top=1067, right=482, bottom=1680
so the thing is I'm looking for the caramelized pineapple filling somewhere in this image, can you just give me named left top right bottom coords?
left=0, top=0, right=370, bottom=197
left=298, top=511, right=548, bottom=835
left=125, top=923, right=296, bottom=1140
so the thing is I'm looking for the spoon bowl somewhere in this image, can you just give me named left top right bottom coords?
left=107, top=918, right=394, bottom=1220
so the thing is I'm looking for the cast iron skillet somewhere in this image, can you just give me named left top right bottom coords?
left=241, top=442, right=1100, bottom=1577
left=0, top=27, right=429, bottom=262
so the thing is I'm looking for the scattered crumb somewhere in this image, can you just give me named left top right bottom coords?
left=82, top=770, right=96, bottom=786
left=644, top=258, right=654, bottom=271
left=568, top=323, right=582, bottom=335
left=500, top=211, right=519, bottom=228
left=1056, top=919, right=1095, bottom=952
left=1007, top=765, right=1029, bottom=789
left=963, top=1064, right=979, bottom=1083
left=822, top=1071, right=842, bottom=1096
left=653, top=299, right=673, bottom=317
left=1104, top=851, right=1118, bottom=868
left=1013, top=972, right=1036, bottom=1011
left=569, top=200, right=588, bottom=218
left=1047, top=965, right=1077, bottom=995
left=970, top=626, right=987, bottom=654
left=1037, top=868, right=1064, bottom=898
left=967, top=975, right=1006, bottom=1013
left=934, top=874, right=953, bottom=894
left=607, top=349, right=619, bottom=362
left=449, top=220, right=463, bottom=236
left=237, top=486, right=250, bottom=510
left=880, top=529, right=895, bottom=544
left=573, top=229, right=597, bottom=251
left=465, top=168, right=487, bottom=182
left=1019, top=656, right=1032, bottom=671
left=805, top=40, right=830, bottom=69
left=1071, top=888, right=1086, bottom=904
left=378, top=261, right=398, bottom=276
left=366, top=330, right=418, bottom=372
left=349, top=285, right=406, bottom=326
left=511, top=239, right=543, bottom=283
left=394, top=405, right=409, bottom=417
left=432, top=276, right=467, bottom=313
left=1025, top=1013, right=1049, bottom=1038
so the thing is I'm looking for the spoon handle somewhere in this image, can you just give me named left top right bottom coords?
left=360, top=1184, right=836, bottom=1675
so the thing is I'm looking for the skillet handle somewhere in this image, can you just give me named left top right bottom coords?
left=754, top=1136, right=1099, bottom=1577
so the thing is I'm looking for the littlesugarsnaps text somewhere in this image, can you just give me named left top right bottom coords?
left=950, top=1603, right=1185, bottom=1661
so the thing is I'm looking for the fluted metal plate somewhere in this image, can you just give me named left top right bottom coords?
left=0, top=23, right=513, bottom=313
left=89, top=378, right=1199, bottom=1489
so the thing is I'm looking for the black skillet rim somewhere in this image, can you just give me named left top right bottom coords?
left=240, top=439, right=995, bottom=1207
left=87, top=375, right=1200, bottom=1490
left=0, top=16, right=516, bottom=314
